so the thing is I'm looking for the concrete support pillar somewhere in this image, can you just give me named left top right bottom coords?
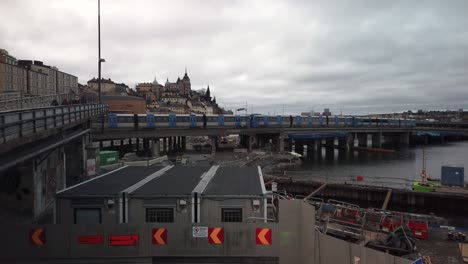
left=348, top=133, right=355, bottom=148
left=152, top=138, right=160, bottom=157
left=168, top=137, right=173, bottom=154
left=172, top=137, right=177, bottom=152
left=325, top=138, right=334, bottom=159
left=136, top=138, right=140, bottom=151
left=163, top=138, right=167, bottom=154
left=306, top=139, right=316, bottom=157
left=110, top=140, right=114, bottom=147
left=316, top=139, right=323, bottom=157
left=248, top=135, right=253, bottom=152
left=399, top=133, right=410, bottom=146
left=338, top=138, right=348, bottom=149
left=81, top=135, right=88, bottom=175
left=211, top=136, right=217, bottom=155
left=357, top=133, right=367, bottom=147
left=295, top=140, right=304, bottom=155
left=128, top=138, right=132, bottom=148
left=120, top=139, right=124, bottom=146
left=372, top=132, right=382, bottom=148
left=182, top=136, right=186, bottom=150
left=278, top=133, right=285, bottom=152
left=32, top=159, right=42, bottom=217
left=143, top=138, right=149, bottom=152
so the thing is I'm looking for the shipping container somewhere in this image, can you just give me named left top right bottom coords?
left=99, top=150, right=119, bottom=166
left=441, top=166, right=464, bottom=187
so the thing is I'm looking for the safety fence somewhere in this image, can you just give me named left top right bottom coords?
left=0, top=103, right=107, bottom=145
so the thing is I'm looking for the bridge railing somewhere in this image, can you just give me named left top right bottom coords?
left=0, top=104, right=108, bottom=144
left=0, top=93, right=90, bottom=111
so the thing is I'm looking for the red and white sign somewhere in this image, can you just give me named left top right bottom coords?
left=208, top=227, right=224, bottom=244
left=256, top=228, right=272, bottom=245
left=31, top=228, right=45, bottom=246
left=152, top=228, right=167, bottom=245
left=108, top=235, right=139, bottom=246
left=79, top=235, right=104, bottom=244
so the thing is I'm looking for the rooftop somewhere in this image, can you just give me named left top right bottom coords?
left=103, top=95, right=145, bottom=101
left=130, top=166, right=209, bottom=196
left=57, top=166, right=165, bottom=196
left=56, top=165, right=266, bottom=198
left=203, top=167, right=264, bottom=196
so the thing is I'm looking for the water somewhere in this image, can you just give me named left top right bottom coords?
left=291, top=141, right=468, bottom=190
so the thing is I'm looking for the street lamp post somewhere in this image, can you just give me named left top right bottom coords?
left=98, top=0, right=102, bottom=104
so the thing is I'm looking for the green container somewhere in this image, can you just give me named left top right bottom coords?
left=99, top=151, right=119, bottom=166
left=413, top=180, right=440, bottom=192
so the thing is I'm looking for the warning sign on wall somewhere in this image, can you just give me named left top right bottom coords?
left=192, top=226, right=208, bottom=238
left=87, top=159, right=96, bottom=177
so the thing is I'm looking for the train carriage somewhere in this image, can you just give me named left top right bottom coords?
left=104, top=113, right=417, bottom=130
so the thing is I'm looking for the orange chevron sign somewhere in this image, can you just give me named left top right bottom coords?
left=31, top=228, right=45, bottom=246
left=256, top=228, right=272, bottom=245
left=208, top=227, right=224, bottom=244
left=152, top=228, right=167, bottom=245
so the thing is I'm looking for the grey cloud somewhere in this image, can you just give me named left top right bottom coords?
left=1, top=0, right=468, bottom=115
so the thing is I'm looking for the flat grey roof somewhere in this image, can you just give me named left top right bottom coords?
left=57, top=166, right=165, bottom=196
left=203, top=167, right=263, bottom=196
left=130, top=166, right=209, bottom=196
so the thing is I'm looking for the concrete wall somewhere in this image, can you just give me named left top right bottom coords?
left=0, top=200, right=412, bottom=264
left=56, top=197, right=121, bottom=225
left=0, top=147, right=66, bottom=223
left=128, top=197, right=191, bottom=225
left=200, top=197, right=266, bottom=223
left=314, top=232, right=410, bottom=264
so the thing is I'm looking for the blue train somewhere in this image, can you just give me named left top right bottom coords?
left=106, top=113, right=416, bottom=129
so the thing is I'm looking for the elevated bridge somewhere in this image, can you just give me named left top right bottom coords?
left=0, top=103, right=107, bottom=219
left=91, top=120, right=467, bottom=156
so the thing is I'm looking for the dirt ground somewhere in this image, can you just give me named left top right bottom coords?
left=416, top=227, right=464, bottom=263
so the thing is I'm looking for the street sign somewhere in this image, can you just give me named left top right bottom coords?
left=208, top=227, right=224, bottom=244
left=108, top=235, right=139, bottom=246
left=152, top=228, right=167, bottom=245
left=256, top=228, right=272, bottom=245
left=79, top=235, right=104, bottom=244
left=31, top=228, right=45, bottom=246
left=192, top=226, right=208, bottom=238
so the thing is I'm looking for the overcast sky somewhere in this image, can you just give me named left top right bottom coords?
left=1, top=0, right=468, bottom=114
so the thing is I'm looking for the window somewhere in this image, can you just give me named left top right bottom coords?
left=146, top=208, right=174, bottom=223
left=222, top=208, right=243, bottom=222
left=74, top=208, right=101, bottom=224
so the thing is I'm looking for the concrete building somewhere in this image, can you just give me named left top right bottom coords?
left=103, top=95, right=146, bottom=114
left=136, top=78, right=163, bottom=101
left=161, top=95, right=187, bottom=104
left=55, top=165, right=267, bottom=225
left=18, top=60, right=78, bottom=96
left=0, top=49, right=78, bottom=101
left=87, top=78, right=117, bottom=94
left=168, top=102, right=187, bottom=114
left=0, top=52, right=27, bottom=98
left=190, top=100, right=207, bottom=114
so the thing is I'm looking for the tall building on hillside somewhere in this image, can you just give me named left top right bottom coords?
left=87, top=78, right=116, bottom=94
left=136, top=70, right=227, bottom=114
left=136, top=77, right=163, bottom=102
left=163, top=69, right=191, bottom=96
left=0, top=49, right=27, bottom=99
left=0, top=49, right=78, bottom=100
